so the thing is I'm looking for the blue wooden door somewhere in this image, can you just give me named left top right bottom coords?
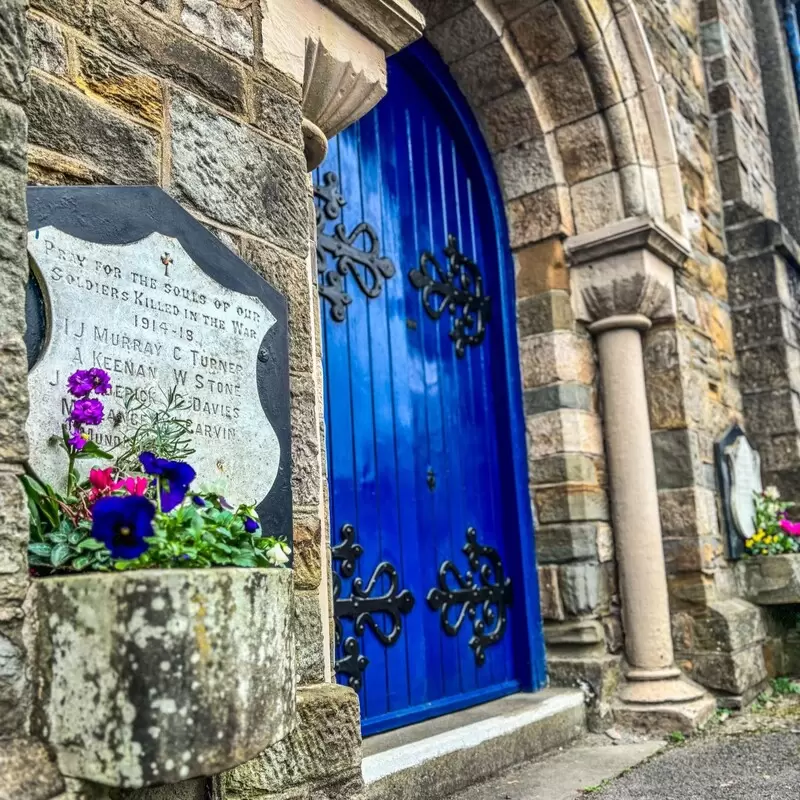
left=315, top=42, right=544, bottom=736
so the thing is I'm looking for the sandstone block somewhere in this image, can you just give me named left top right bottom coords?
left=27, top=14, right=67, bottom=77
left=293, top=516, right=322, bottom=591
left=526, top=408, right=603, bottom=459
left=427, top=5, right=495, bottom=64
left=0, top=0, right=29, bottom=103
left=536, top=521, right=601, bottom=564
left=742, top=389, right=800, bottom=437
left=652, top=428, right=701, bottom=490
left=534, top=483, right=609, bottom=524
left=76, top=44, right=163, bottom=127
left=519, top=330, right=595, bottom=388
left=294, top=589, right=325, bottom=685
left=507, top=186, right=573, bottom=248
left=93, top=0, right=246, bottom=114
left=181, top=0, right=254, bottom=61
left=559, top=562, right=610, bottom=615
left=509, top=1, right=576, bottom=69
left=528, top=450, right=598, bottom=485
left=538, top=564, right=564, bottom=620
left=450, top=41, right=523, bottom=108
left=0, top=473, right=27, bottom=576
left=0, top=627, right=26, bottom=737
left=678, top=644, right=767, bottom=695
left=171, top=92, right=307, bottom=253
left=255, top=81, right=303, bottom=150
left=0, top=738, right=64, bottom=800
left=570, top=171, right=624, bottom=235
left=555, top=115, right=614, bottom=185
left=517, top=290, right=574, bottom=337
left=533, top=57, right=597, bottom=129
left=28, top=75, right=159, bottom=184
left=241, top=240, right=313, bottom=373
left=544, top=619, right=604, bottom=646
left=672, top=599, right=766, bottom=654
left=290, top=373, right=322, bottom=508
left=514, top=236, right=569, bottom=298
left=495, top=135, right=556, bottom=201
left=0, top=335, right=30, bottom=462
left=30, top=0, right=90, bottom=30
left=477, top=88, right=541, bottom=152
left=221, top=684, right=362, bottom=795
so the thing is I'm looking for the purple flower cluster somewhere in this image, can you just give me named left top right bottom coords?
left=139, top=452, right=196, bottom=512
left=65, top=368, right=111, bottom=451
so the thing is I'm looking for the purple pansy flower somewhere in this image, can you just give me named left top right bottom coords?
left=67, top=368, right=111, bottom=398
left=139, top=452, right=196, bottom=512
left=91, top=495, right=155, bottom=559
left=244, top=517, right=259, bottom=533
left=70, top=398, right=104, bottom=427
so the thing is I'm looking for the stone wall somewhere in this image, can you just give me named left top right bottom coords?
left=633, top=0, right=772, bottom=704
left=0, top=1, right=65, bottom=797
left=19, top=0, right=361, bottom=796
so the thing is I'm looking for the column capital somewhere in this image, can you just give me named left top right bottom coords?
left=260, top=0, right=424, bottom=170
left=565, top=216, right=691, bottom=327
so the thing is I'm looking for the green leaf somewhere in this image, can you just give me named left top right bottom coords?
left=47, top=532, right=69, bottom=544
left=50, top=543, right=72, bottom=567
left=231, top=553, right=257, bottom=568
left=28, top=542, right=53, bottom=558
left=77, top=537, right=106, bottom=552
left=75, top=440, right=114, bottom=460
left=72, top=555, right=91, bottom=571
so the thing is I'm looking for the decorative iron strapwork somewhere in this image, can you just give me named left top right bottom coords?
left=332, top=523, right=415, bottom=690
left=427, top=527, right=512, bottom=666
left=314, top=171, right=397, bottom=322
left=409, top=234, right=491, bottom=357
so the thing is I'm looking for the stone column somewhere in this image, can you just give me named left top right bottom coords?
left=567, top=218, right=716, bottom=732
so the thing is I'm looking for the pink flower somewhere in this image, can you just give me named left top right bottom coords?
left=88, top=467, right=123, bottom=503
left=121, top=476, right=149, bottom=496
left=780, top=519, right=800, bottom=536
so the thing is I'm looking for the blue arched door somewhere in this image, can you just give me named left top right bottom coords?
left=315, top=42, right=545, bottom=736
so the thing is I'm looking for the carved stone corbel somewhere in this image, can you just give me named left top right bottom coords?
left=566, top=216, right=689, bottom=326
left=260, top=0, right=424, bottom=170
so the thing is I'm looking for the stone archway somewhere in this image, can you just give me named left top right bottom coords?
left=417, top=0, right=717, bottom=732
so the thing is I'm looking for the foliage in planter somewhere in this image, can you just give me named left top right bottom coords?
left=26, top=369, right=290, bottom=574
left=744, top=487, right=800, bottom=557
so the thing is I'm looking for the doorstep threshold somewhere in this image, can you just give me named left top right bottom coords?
left=362, top=689, right=586, bottom=800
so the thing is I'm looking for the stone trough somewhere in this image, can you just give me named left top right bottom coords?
left=32, top=568, right=295, bottom=788
left=736, top=554, right=800, bottom=605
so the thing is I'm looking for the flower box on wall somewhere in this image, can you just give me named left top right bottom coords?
left=32, top=568, right=294, bottom=788
left=736, top=553, right=800, bottom=605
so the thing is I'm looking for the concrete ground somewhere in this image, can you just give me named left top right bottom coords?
left=447, top=684, right=800, bottom=800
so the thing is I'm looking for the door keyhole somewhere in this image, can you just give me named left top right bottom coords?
left=427, top=467, right=436, bottom=491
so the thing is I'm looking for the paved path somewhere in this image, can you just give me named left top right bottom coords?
left=448, top=731, right=800, bottom=799
left=595, top=732, right=800, bottom=800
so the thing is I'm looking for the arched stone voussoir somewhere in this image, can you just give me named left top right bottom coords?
left=420, top=0, right=687, bottom=243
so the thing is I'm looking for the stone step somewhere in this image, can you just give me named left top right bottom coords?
left=361, top=689, right=586, bottom=800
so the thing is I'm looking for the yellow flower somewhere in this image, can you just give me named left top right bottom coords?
left=754, top=530, right=765, bottom=542
left=765, top=536, right=773, bottom=545
left=746, top=538, right=754, bottom=548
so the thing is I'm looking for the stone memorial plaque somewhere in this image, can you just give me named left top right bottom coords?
left=716, top=424, right=762, bottom=560
left=25, top=186, right=291, bottom=536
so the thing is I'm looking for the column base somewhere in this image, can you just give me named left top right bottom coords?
left=614, top=674, right=716, bottom=734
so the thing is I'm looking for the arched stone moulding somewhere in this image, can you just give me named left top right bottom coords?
left=260, top=0, right=424, bottom=169
left=418, top=0, right=688, bottom=242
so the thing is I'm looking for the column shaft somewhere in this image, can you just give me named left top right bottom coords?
left=593, top=319, right=676, bottom=677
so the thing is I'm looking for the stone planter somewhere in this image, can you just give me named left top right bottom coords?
left=736, top=553, right=800, bottom=605
left=32, top=568, right=294, bottom=788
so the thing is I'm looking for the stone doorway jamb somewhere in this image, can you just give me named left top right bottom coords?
left=566, top=217, right=717, bottom=732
